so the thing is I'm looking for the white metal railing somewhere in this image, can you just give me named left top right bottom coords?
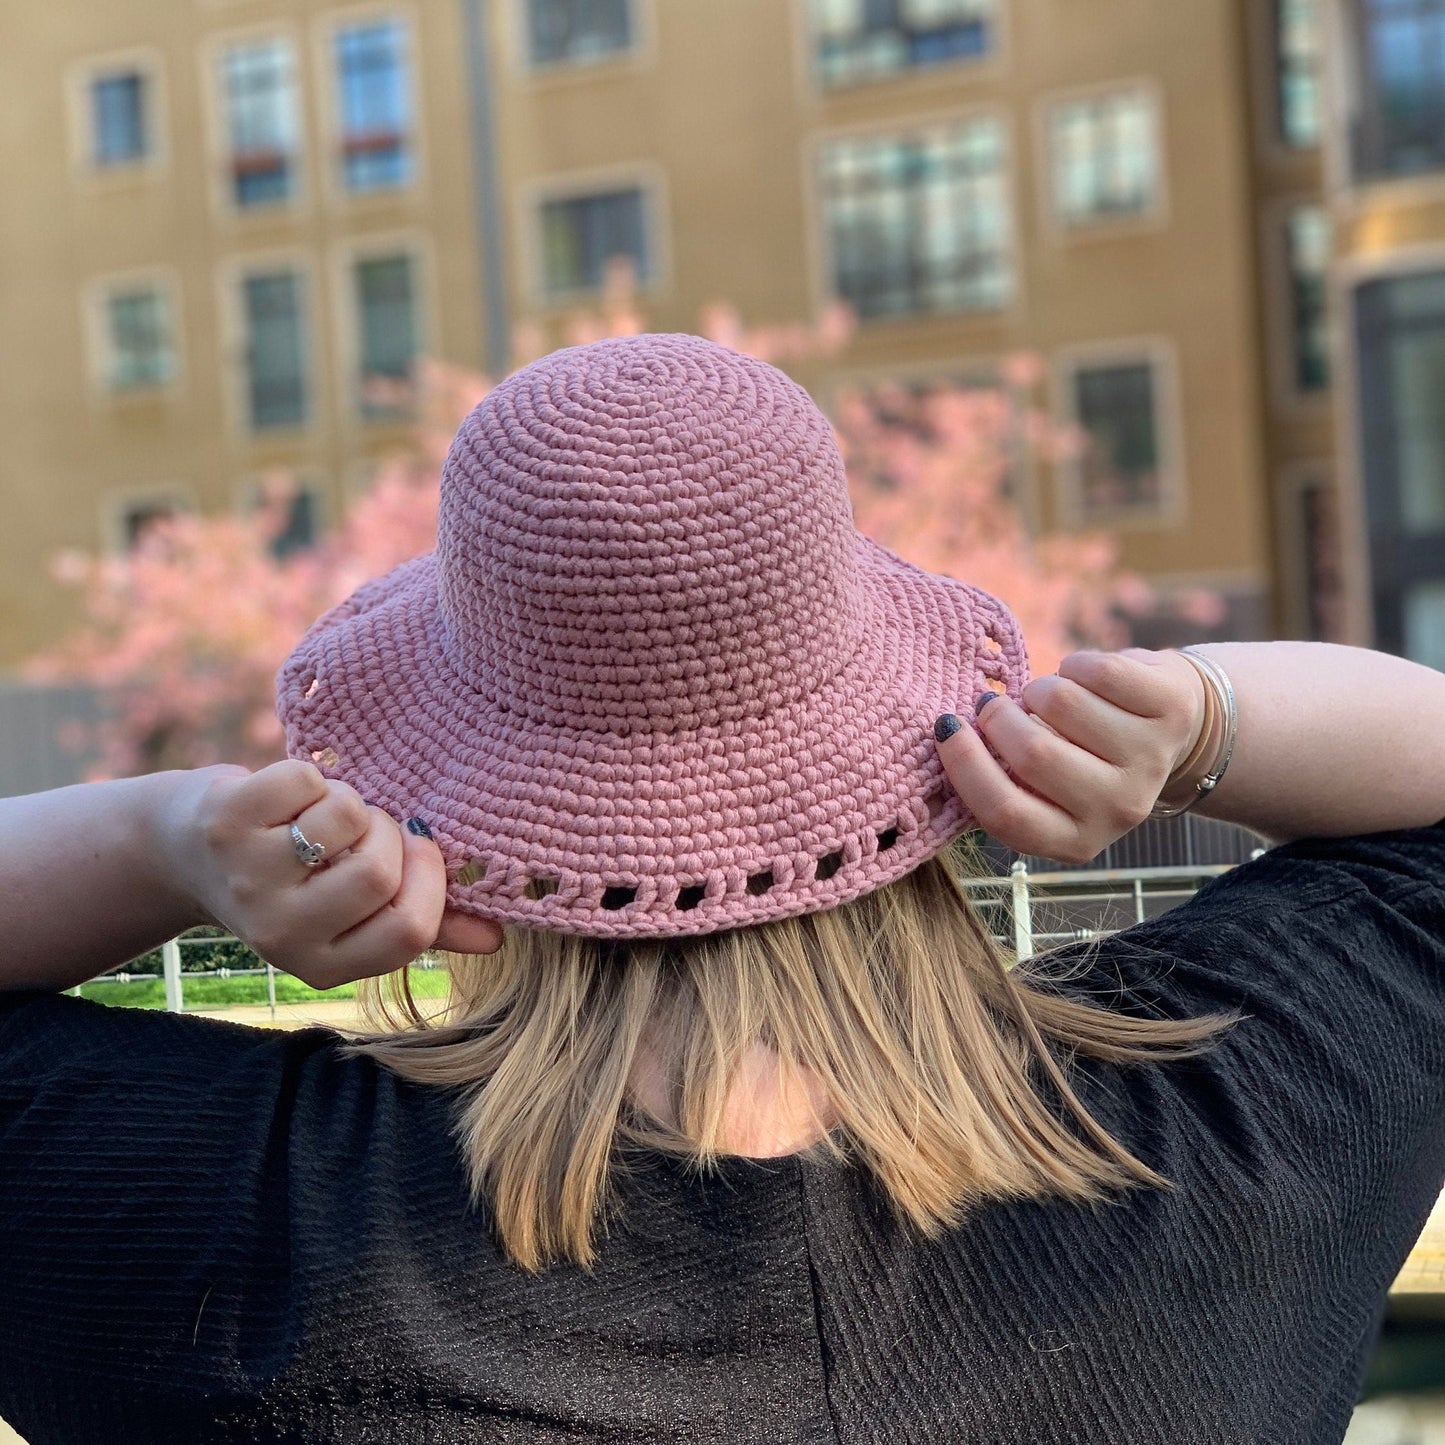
left=71, top=857, right=1261, bottom=1014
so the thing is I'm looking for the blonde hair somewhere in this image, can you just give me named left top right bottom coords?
left=331, top=834, right=1243, bottom=1274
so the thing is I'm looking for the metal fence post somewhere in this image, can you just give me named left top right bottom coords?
left=162, top=937, right=183, bottom=1013
left=1010, top=860, right=1033, bottom=960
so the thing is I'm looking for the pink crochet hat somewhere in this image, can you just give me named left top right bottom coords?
left=276, top=333, right=1029, bottom=938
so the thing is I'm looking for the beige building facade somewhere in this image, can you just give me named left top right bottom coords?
left=0, top=0, right=1440, bottom=675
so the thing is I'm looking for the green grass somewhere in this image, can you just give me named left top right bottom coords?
left=77, top=964, right=452, bottom=1011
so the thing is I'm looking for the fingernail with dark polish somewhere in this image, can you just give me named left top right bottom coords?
left=406, top=816, right=433, bottom=838
left=934, top=713, right=962, bottom=742
left=975, top=691, right=999, bottom=715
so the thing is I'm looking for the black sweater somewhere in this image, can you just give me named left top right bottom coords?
left=2, top=821, right=1443, bottom=1444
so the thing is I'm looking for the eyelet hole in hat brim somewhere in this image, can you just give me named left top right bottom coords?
left=601, top=884, right=638, bottom=910
left=674, top=883, right=706, bottom=911
left=925, top=788, right=948, bottom=820
left=815, top=849, right=845, bottom=881
left=524, top=876, right=560, bottom=900
left=457, top=859, right=488, bottom=886
left=746, top=869, right=774, bottom=896
left=876, top=826, right=899, bottom=852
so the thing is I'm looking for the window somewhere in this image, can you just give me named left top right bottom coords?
left=101, top=284, right=176, bottom=391
left=539, top=187, right=649, bottom=295
left=1351, top=270, right=1445, bottom=655
left=1068, top=359, right=1165, bottom=519
left=1047, top=90, right=1160, bottom=228
left=118, top=498, right=186, bottom=552
left=90, top=70, right=151, bottom=166
left=334, top=19, right=414, bottom=192
left=244, top=474, right=321, bottom=559
left=240, top=270, right=309, bottom=430
left=526, top=0, right=633, bottom=67
left=1403, top=579, right=1445, bottom=668
left=1294, top=475, right=1346, bottom=640
left=819, top=118, right=1012, bottom=320
left=354, top=254, right=419, bottom=419
left=871, top=370, right=1032, bottom=512
left=812, top=0, right=993, bottom=88
left=220, top=38, right=300, bottom=208
left=1348, top=0, right=1445, bottom=180
left=1275, top=0, right=1322, bottom=147
left=1285, top=205, right=1332, bottom=393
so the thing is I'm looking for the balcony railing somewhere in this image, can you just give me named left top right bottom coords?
left=75, top=858, right=1250, bottom=1015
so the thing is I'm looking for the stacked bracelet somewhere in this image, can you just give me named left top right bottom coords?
left=1146, top=646, right=1239, bottom=819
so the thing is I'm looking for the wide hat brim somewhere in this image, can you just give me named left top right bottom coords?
left=276, top=529, right=1029, bottom=938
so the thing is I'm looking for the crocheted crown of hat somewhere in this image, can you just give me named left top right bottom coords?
left=277, top=332, right=1029, bottom=937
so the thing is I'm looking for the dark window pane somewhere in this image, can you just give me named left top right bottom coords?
left=820, top=120, right=1011, bottom=320
left=1351, top=0, right=1445, bottom=179
left=528, top=0, right=632, bottom=65
left=270, top=489, right=319, bottom=559
left=1299, top=479, right=1346, bottom=640
left=540, top=189, right=648, bottom=293
left=242, top=271, right=307, bottom=430
left=355, top=255, right=417, bottom=419
left=92, top=72, right=148, bottom=166
left=336, top=20, right=413, bottom=191
left=814, top=0, right=992, bottom=88
left=122, top=501, right=182, bottom=551
left=1073, top=361, right=1162, bottom=516
left=1286, top=205, right=1332, bottom=391
left=223, top=39, right=298, bottom=207
left=1275, top=0, right=1322, bottom=146
left=1403, top=580, right=1445, bottom=667
left=107, top=288, right=173, bottom=390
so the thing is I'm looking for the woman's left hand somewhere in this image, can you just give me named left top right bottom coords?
left=157, top=760, right=504, bottom=990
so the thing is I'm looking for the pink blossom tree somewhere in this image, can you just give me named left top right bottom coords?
left=28, top=256, right=1219, bottom=777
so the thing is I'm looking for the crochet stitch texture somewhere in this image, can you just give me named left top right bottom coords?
left=276, top=332, right=1030, bottom=937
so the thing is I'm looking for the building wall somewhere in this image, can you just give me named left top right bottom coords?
left=0, top=0, right=1374, bottom=673
left=0, top=0, right=485, bottom=667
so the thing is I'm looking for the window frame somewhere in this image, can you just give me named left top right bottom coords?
left=217, top=250, right=323, bottom=441
left=235, top=469, right=331, bottom=558
left=103, top=487, right=198, bottom=557
left=1260, top=193, right=1337, bottom=414
left=329, top=230, right=436, bottom=428
left=1272, top=0, right=1325, bottom=150
left=1051, top=338, right=1187, bottom=532
left=509, top=0, right=651, bottom=79
left=1035, top=79, right=1169, bottom=241
left=65, top=49, right=169, bottom=184
left=81, top=268, right=185, bottom=404
left=518, top=161, right=670, bottom=308
left=1275, top=460, right=1346, bottom=639
left=807, top=105, right=1020, bottom=327
left=312, top=4, right=426, bottom=207
left=200, top=24, right=310, bottom=223
left=801, top=0, right=1004, bottom=93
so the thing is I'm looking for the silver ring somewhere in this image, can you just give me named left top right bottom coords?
left=291, top=823, right=327, bottom=868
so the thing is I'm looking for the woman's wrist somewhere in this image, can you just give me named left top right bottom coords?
left=0, top=771, right=209, bottom=992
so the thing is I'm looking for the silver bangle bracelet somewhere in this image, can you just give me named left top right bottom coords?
left=1147, top=646, right=1239, bottom=820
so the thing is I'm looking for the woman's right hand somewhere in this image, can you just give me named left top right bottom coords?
left=934, top=647, right=1207, bottom=866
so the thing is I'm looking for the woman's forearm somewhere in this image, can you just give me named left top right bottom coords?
left=1186, top=641, right=1445, bottom=845
left=0, top=771, right=202, bottom=992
